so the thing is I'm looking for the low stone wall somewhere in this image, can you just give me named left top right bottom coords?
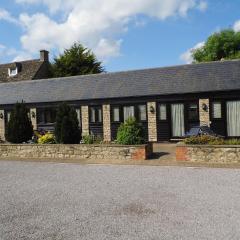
left=176, top=143, right=240, bottom=163
left=0, top=143, right=152, bottom=161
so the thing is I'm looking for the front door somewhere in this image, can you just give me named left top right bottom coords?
left=171, top=103, right=185, bottom=137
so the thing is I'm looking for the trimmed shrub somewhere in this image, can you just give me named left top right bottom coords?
left=54, top=103, right=81, bottom=144
left=5, top=102, right=33, bottom=143
left=38, top=132, right=56, bottom=144
left=116, top=117, right=144, bottom=145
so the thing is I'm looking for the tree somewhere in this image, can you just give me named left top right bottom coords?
left=5, top=102, right=33, bottom=143
left=54, top=103, right=81, bottom=144
left=51, top=43, right=104, bottom=77
left=192, top=29, right=240, bottom=63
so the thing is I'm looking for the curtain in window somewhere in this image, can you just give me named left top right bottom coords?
left=90, top=108, right=96, bottom=123
left=98, top=108, right=102, bottom=123
left=171, top=104, right=185, bottom=137
left=123, top=106, right=134, bottom=122
left=227, top=101, right=240, bottom=137
left=138, top=105, right=146, bottom=121
left=113, top=107, right=120, bottom=122
left=76, top=109, right=81, bottom=127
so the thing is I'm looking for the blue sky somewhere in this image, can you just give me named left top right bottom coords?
left=0, top=0, right=240, bottom=72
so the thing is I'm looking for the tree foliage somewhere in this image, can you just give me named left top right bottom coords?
left=5, top=102, right=33, bottom=143
left=192, top=29, right=240, bottom=63
left=54, top=103, right=81, bottom=144
left=51, top=43, right=104, bottom=77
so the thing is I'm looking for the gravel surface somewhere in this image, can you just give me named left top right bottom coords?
left=0, top=161, right=240, bottom=240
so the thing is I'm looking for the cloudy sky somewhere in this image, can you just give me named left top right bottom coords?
left=0, top=0, right=240, bottom=71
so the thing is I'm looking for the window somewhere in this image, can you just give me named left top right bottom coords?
left=212, top=102, right=222, bottom=119
left=123, top=106, right=134, bottom=121
left=8, top=68, right=18, bottom=77
left=112, top=107, right=120, bottom=122
left=159, top=104, right=167, bottom=120
left=76, top=109, right=81, bottom=127
left=188, top=103, right=198, bottom=121
left=90, top=106, right=102, bottom=123
left=37, top=108, right=56, bottom=124
left=138, top=105, right=147, bottom=121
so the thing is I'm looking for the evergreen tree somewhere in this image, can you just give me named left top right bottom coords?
left=55, top=103, right=81, bottom=144
left=51, top=43, right=104, bottom=77
left=5, top=102, right=33, bottom=143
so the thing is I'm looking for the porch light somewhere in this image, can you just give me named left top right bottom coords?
left=0, top=113, right=3, bottom=119
left=150, top=106, right=155, bottom=114
left=31, top=111, right=36, bottom=119
left=202, top=103, right=208, bottom=112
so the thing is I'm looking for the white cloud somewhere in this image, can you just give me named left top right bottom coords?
left=13, top=0, right=207, bottom=61
left=180, top=41, right=204, bottom=64
left=198, top=1, right=208, bottom=11
left=0, top=8, right=18, bottom=24
left=233, top=20, right=240, bottom=32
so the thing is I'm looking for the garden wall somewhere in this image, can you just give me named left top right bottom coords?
left=0, top=144, right=152, bottom=161
left=176, top=143, right=240, bottom=163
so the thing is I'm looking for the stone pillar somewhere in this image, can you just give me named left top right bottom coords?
left=30, top=108, right=37, bottom=130
left=103, top=104, right=111, bottom=142
left=147, top=102, right=157, bottom=142
left=0, top=110, right=5, bottom=141
left=199, top=99, right=210, bottom=126
left=81, top=106, right=89, bottom=136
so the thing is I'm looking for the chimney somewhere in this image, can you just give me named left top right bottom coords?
left=40, top=50, right=49, bottom=62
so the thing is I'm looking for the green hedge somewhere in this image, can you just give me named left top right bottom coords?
left=184, top=135, right=240, bottom=145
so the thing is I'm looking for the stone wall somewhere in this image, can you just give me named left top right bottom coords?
left=0, top=110, right=5, bottom=141
left=199, top=99, right=210, bottom=126
left=81, top=106, right=89, bottom=136
left=103, top=104, right=111, bottom=142
left=0, top=143, right=152, bottom=161
left=176, top=144, right=240, bottom=163
left=147, top=102, right=157, bottom=142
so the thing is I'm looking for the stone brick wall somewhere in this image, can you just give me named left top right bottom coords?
left=199, top=99, right=210, bottom=126
left=0, top=144, right=152, bottom=161
left=103, top=104, right=111, bottom=142
left=176, top=144, right=240, bottom=163
left=0, top=110, right=5, bottom=141
left=147, top=102, right=157, bottom=142
left=30, top=108, right=37, bottom=130
left=81, top=106, right=89, bottom=136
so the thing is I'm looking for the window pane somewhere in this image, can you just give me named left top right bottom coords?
left=138, top=105, right=147, bottom=121
left=212, top=102, right=222, bottom=119
left=113, top=107, right=120, bottom=122
left=76, top=109, right=81, bottom=127
left=123, top=106, right=134, bottom=121
left=90, top=108, right=96, bottom=122
left=159, top=104, right=167, bottom=120
left=188, top=103, right=198, bottom=120
left=98, top=108, right=102, bottom=123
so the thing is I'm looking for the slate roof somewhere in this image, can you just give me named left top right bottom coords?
left=0, top=59, right=240, bottom=105
left=0, top=59, right=45, bottom=83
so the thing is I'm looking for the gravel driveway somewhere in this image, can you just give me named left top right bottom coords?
left=0, top=161, right=240, bottom=240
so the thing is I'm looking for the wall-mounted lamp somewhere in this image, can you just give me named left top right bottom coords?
left=31, top=111, right=36, bottom=119
left=0, top=113, right=3, bottom=119
left=202, top=103, right=208, bottom=112
left=150, top=106, right=155, bottom=114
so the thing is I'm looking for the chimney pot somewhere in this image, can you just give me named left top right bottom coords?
left=40, top=50, right=49, bottom=62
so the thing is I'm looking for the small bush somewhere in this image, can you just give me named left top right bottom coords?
left=225, top=139, right=240, bottom=145
left=5, top=102, right=33, bottom=143
left=38, top=133, right=56, bottom=144
left=116, top=117, right=144, bottom=145
left=82, top=135, right=103, bottom=144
